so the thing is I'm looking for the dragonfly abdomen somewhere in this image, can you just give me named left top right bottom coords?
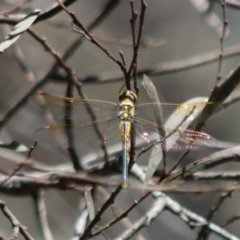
left=118, top=93, right=137, bottom=188
left=120, top=120, right=132, bottom=188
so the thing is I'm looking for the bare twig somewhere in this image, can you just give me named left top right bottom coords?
left=0, top=200, right=34, bottom=240
left=0, top=0, right=30, bottom=16
left=95, top=186, right=146, bottom=240
left=215, top=0, right=228, bottom=84
left=80, top=186, right=122, bottom=240
left=129, top=0, right=138, bottom=91
left=90, top=192, right=150, bottom=237
left=0, top=141, right=38, bottom=186
left=195, top=63, right=240, bottom=132
left=211, top=0, right=240, bottom=9
left=197, top=191, right=233, bottom=240
left=222, top=214, right=240, bottom=227
left=127, top=0, right=147, bottom=92
left=56, top=0, right=128, bottom=80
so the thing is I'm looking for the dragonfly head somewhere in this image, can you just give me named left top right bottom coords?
left=119, top=90, right=137, bottom=103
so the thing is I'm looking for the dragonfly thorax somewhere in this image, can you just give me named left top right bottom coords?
left=118, top=92, right=136, bottom=122
left=118, top=104, right=135, bottom=121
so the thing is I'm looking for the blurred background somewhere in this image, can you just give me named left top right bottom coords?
left=0, top=0, right=240, bottom=239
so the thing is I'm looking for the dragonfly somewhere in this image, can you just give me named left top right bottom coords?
left=32, top=90, right=216, bottom=188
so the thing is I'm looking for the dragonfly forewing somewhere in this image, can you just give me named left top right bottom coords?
left=136, top=101, right=221, bottom=126
left=32, top=93, right=120, bottom=123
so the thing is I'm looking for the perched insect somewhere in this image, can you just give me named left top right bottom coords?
left=32, top=91, right=216, bottom=188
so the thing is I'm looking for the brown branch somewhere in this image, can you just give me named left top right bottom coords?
left=56, top=0, right=128, bottom=80
left=0, top=141, right=38, bottom=186
left=90, top=192, right=150, bottom=237
left=215, top=0, right=228, bottom=84
left=127, top=0, right=147, bottom=90
left=0, top=200, right=34, bottom=240
left=195, top=63, right=240, bottom=132
left=0, top=0, right=30, bottom=16
left=197, top=191, right=233, bottom=240
left=222, top=214, right=240, bottom=227
left=80, top=186, right=122, bottom=240
left=211, top=0, right=240, bottom=9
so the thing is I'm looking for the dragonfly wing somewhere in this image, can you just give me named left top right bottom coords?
left=164, top=128, right=216, bottom=150
left=136, top=97, right=222, bottom=126
left=134, top=97, right=217, bottom=151
left=134, top=117, right=216, bottom=151
left=34, top=117, right=120, bottom=156
left=163, top=97, right=216, bottom=150
left=31, top=93, right=120, bottom=123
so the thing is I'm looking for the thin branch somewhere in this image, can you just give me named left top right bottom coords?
left=215, top=0, right=228, bottom=85
left=0, top=0, right=30, bottom=16
left=95, top=186, right=146, bottom=240
left=90, top=193, right=150, bottom=237
left=128, top=0, right=138, bottom=91
left=197, top=190, right=233, bottom=240
left=222, top=214, right=240, bottom=227
left=127, top=0, right=147, bottom=92
left=80, top=186, right=122, bottom=240
left=211, top=0, right=240, bottom=9
left=119, top=50, right=126, bottom=67
left=0, top=200, right=34, bottom=240
left=56, top=0, right=128, bottom=80
left=195, top=62, right=240, bottom=132
left=0, top=141, right=38, bottom=186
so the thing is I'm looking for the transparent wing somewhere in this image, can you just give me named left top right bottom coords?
left=134, top=116, right=216, bottom=151
left=34, top=117, right=120, bottom=157
left=31, top=93, right=120, bottom=123
left=136, top=101, right=220, bottom=124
